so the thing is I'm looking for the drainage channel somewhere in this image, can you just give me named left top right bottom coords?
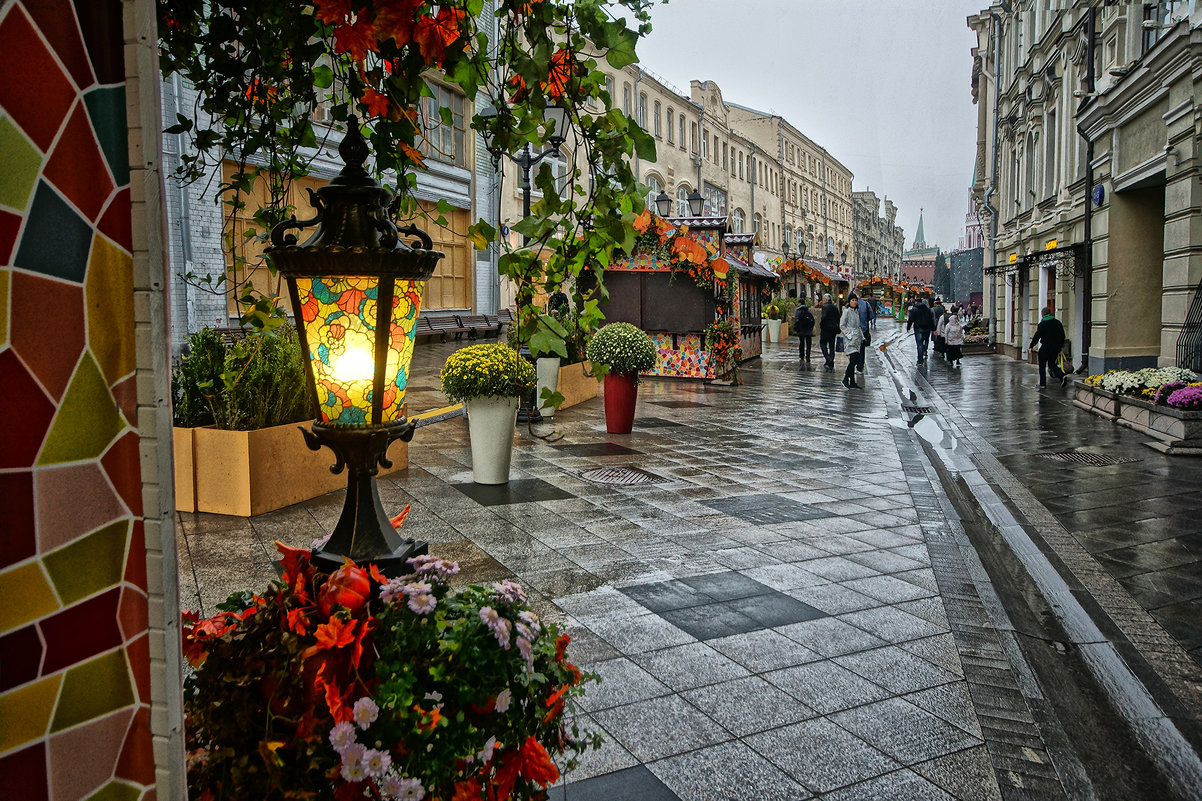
left=875, top=330, right=1202, bottom=799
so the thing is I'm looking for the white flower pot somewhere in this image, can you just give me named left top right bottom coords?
left=766, top=319, right=782, bottom=342
left=464, top=396, right=518, bottom=485
left=536, top=357, right=561, bottom=417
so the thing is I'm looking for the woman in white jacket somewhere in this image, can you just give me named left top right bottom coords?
left=944, top=311, right=965, bottom=368
left=840, top=296, right=864, bottom=388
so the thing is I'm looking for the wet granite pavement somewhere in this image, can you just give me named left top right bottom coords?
left=177, top=323, right=1202, bottom=799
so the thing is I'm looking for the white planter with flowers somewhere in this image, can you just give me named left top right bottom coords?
left=441, top=344, right=536, bottom=484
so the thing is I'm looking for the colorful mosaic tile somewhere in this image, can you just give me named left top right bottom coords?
left=0, top=2, right=167, bottom=795
left=644, top=331, right=713, bottom=379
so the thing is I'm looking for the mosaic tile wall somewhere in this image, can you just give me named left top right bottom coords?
left=645, top=332, right=713, bottom=379
left=0, top=1, right=156, bottom=798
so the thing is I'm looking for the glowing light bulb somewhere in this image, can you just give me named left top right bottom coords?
left=331, top=346, right=374, bottom=384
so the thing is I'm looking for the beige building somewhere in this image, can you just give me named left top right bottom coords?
left=969, top=1, right=1202, bottom=372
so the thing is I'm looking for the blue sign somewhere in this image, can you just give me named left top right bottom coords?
left=500, top=224, right=510, bottom=238
left=1091, top=185, right=1105, bottom=207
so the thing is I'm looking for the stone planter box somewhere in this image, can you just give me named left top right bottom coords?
left=960, top=342, right=995, bottom=356
left=1073, top=384, right=1202, bottom=455
left=557, top=360, right=600, bottom=410
left=175, top=418, right=409, bottom=516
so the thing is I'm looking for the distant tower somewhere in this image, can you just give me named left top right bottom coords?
left=912, top=208, right=927, bottom=250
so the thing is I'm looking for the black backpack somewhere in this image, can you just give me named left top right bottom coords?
left=794, top=306, right=814, bottom=333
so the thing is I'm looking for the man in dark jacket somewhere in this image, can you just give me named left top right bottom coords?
left=906, top=300, right=935, bottom=363
left=856, top=292, right=876, bottom=373
left=818, top=293, right=840, bottom=369
left=794, top=301, right=816, bottom=363
left=1028, top=307, right=1067, bottom=387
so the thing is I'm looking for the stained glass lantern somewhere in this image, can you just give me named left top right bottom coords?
left=266, top=117, right=442, bottom=576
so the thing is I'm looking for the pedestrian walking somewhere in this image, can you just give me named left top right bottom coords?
left=793, top=300, right=816, bottom=363
left=840, top=296, right=864, bottom=389
left=1028, top=307, right=1067, bottom=387
left=931, top=298, right=947, bottom=360
left=944, top=311, right=965, bottom=368
left=906, top=299, right=935, bottom=363
left=819, top=293, right=840, bottom=369
left=856, top=292, right=876, bottom=374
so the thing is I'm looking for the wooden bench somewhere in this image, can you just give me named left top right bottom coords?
left=425, top=315, right=471, bottom=341
left=460, top=314, right=501, bottom=339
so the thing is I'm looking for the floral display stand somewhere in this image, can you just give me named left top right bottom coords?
left=1073, top=384, right=1202, bottom=455
left=441, top=344, right=536, bottom=484
left=595, top=214, right=776, bottom=380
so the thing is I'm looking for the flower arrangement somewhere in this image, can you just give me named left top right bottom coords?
left=440, top=344, right=537, bottom=403
left=1086, top=367, right=1198, bottom=395
left=705, top=319, right=743, bottom=384
left=1166, top=384, right=1202, bottom=409
left=627, top=210, right=736, bottom=305
left=183, top=543, right=595, bottom=801
left=762, top=304, right=782, bottom=321
left=585, top=322, right=657, bottom=376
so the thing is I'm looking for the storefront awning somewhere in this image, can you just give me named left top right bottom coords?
left=728, top=255, right=778, bottom=281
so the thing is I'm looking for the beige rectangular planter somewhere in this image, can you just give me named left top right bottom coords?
left=174, top=427, right=198, bottom=513
left=183, top=418, right=408, bottom=517
left=1073, top=384, right=1202, bottom=454
left=557, top=360, right=600, bottom=410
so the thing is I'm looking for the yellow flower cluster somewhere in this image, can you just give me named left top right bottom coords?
left=440, top=344, right=536, bottom=403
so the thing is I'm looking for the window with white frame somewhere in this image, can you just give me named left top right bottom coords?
left=666, top=108, right=674, bottom=142
left=732, top=208, right=745, bottom=233
left=676, top=185, right=690, bottom=216
left=419, top=84, right=467, bottom=168
left=622, top=84, right=631, bottom=116
left=645, top=175, right=663, bottom=209
left=638, top=92, right=647, bottom=127
left=653, top=101, right=661, bottom=137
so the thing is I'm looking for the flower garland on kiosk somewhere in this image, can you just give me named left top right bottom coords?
left=704, top=319, right=743, bottom=385
left=182, top=535, right=594, bottom=801
left=629, top=209, right=737, bottom=307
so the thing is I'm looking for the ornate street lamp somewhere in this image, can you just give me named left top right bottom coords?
left=687, top=188, right=704, bottom=217
left=266, top=117, right=441, bottom=576
left=654, top=190, right=672, bottom=217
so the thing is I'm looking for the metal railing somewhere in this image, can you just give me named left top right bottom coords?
left=1176, top=276, right=1202, bottom=371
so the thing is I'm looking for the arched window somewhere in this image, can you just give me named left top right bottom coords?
left=732, top=208, right=745, bottom=233
left=645, top=175, right=663, bottom=209
left=676, top=186, right=690, bottom=217
left=784, top=224, right=793, bottom=249
left=753, top=212, right=763, bottom=235
left=666, top=108, right=674, bottom=142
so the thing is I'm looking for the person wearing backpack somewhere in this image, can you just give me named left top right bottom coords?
left=906, top=299, right=935, bottom=363
left=793, top=301, right=816, bottom=364
left=1028, top=307, right=1067, bottom=388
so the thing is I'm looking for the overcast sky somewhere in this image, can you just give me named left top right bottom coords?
left=633, top=0, right=984, bottom=250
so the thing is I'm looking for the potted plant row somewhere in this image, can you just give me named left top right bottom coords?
left=172, top=327, right=410, bottom=516
left=441, top=343, right=537, bottom=484
left=1075, top=367, right=1202, bottom=453
left=183, top=543, right=597, bottom=800
left=585, top=322, right=658, bottom=434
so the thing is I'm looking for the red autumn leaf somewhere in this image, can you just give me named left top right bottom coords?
left=507, top=73, right=529, bottom=104
left=333, top=18, right=378, bottom=64
left=519, top=736, right=560, bottom=786
left=314, top=0, right=351, bottom=25
left=554, top=633, right=570, bottom=663
left=286, top=607, right=310, bottom=635
left=373, top=0, right=423, bottom=46
left=369, top=563, right=389, bottom=585
left=491, top=752, right=521, bottom=801
left=313, top=616, right=357, bottom=651
left=452, top=780, right=484, bottom=801
left=542, top=48, right=579, bottom=100
left=398, top=141, right=427, bottom=168
left=361, top=87, right=390, bottom=118
left=414, top=7, right=464, bottom=64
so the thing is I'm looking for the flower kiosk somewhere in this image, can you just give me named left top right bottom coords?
left=597, top=209, right=777, bottom=381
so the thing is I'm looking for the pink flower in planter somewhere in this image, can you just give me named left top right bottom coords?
left=1153, top=381, right=1187, bottom=404
left=1167, top=385, right=1202, bottom=409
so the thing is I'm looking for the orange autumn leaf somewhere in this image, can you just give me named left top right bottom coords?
left=361, top=87, right=390, bottom=118
left=312, top=616, right=357, bottom=652
left=333, top=18, right=378, bottom=63
left=507, top=73, right=529, bottom=103
left=542, top=48, right=579, bottom=100
left=389, top=504, right=411, bottom=530
left=414, top=7, right=464, bottom=64
left=314, top=0, right=351, bottom=25
left=398, top=141, right=427, bottom=168
left=452, top=781, right=483, bottom=801
left=632, top=208, right=652, bottom=234
left=373, top=0, right=422, bottom=45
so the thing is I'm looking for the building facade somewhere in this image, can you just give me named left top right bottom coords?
left=901, top=210, right=940, bottom=287
left=969, top=1, right=1202, bottom=371
left=852, top=189, right=905, bottom=284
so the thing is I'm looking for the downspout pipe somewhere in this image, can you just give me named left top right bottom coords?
left=1078, top=6, right=1096, bottom=370
left=985, top=12, right=1002, bottom=344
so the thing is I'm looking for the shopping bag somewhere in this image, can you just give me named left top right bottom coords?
left=1048, top=358, right=1065, bottom=380
left=1057, top=352, right=1073, bottom=375
left=835, top=336, right=845, bottom=353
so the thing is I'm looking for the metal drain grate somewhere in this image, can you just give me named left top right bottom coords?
left=573, top=466, right=666, bottom=486
left=1038, top=450, right=1141, bottom=466
left=901, top=404, right=935, bottom=415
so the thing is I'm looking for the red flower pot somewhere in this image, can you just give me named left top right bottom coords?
left=603, top=372, right=638, bottom=434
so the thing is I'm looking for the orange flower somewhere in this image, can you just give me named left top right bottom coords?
left=653, top=216, right=674, bottom=239
left=413, top=704, right=443, bottom=732
left=554, top=633, right=570, bottom=663
left=543, top=684, right=568, bottom=722
left=632, top=208, right=652, bottom=234
left=519, top=736, right=560, bottom=786
left=333, top=18, right=378, bottom=63
left=671, top=236, right=707, bottom=265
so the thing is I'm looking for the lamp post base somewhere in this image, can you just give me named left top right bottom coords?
left=300, top=419, right=426, bottom=578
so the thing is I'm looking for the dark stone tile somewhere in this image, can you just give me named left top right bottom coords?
left=635, top=417, right=685, bottom=428
left=552, top=442, right=644, bottom=457
left=680, top=570, right=775, bottom=601
left=658, top=602, right=762, bottom=641
left=727, top=593, right=828, bottom=628
left=648, top=400, right=708, bottom=408
left=618, top=579, right=713, bottom=613
left=549, top=765, right=681, bottom=801
left=701, top=494, right=834, bottom=525
left=450, top=477, right=574, bottom=506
